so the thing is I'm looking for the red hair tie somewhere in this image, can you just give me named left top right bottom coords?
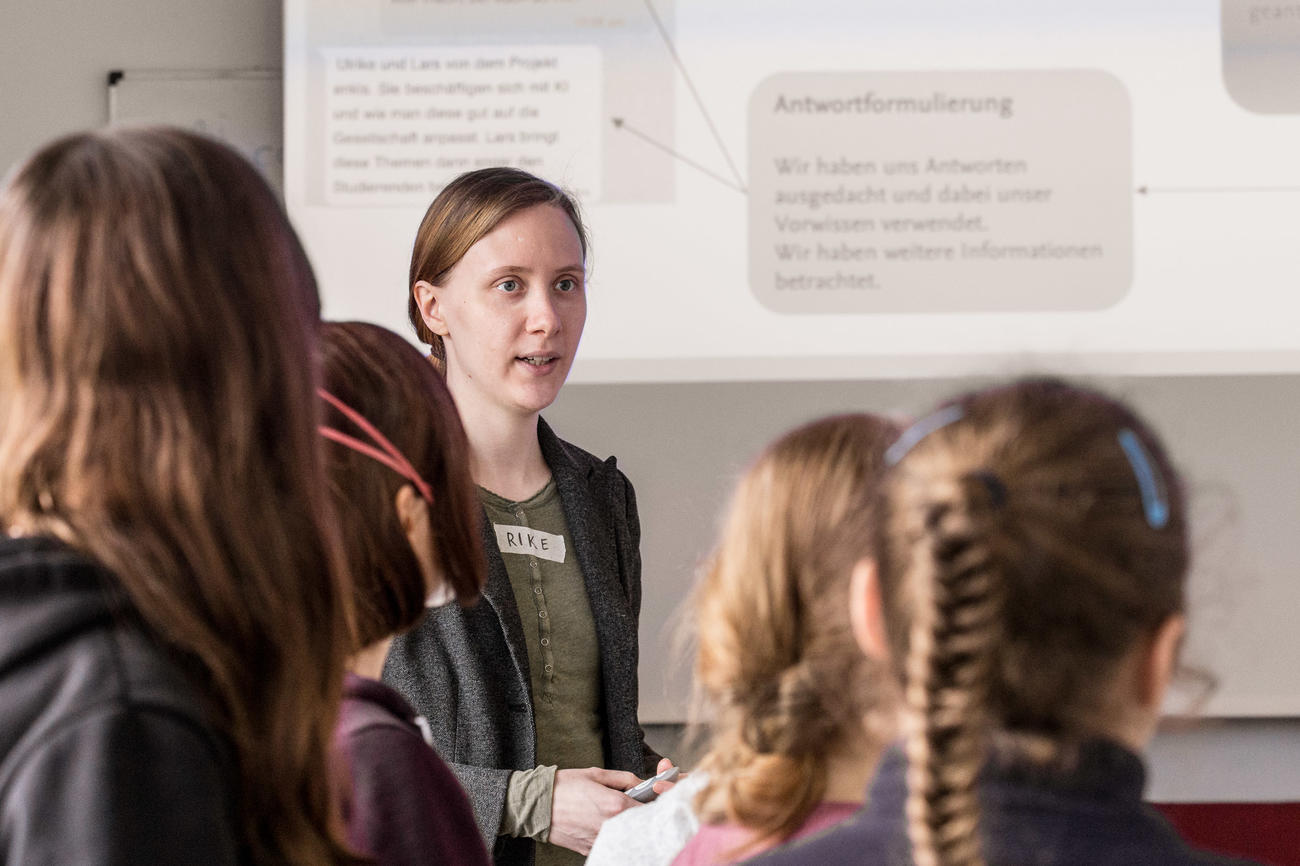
left=318, top=388, right=433, bottom=503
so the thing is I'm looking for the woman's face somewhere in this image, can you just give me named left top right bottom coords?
left=421, top=204, right=586, bottom=419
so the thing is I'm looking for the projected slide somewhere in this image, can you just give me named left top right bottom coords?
left=285, top=0, right=1300, bottom=382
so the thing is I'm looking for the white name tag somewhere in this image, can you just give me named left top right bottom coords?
left=493, top=524, right=567, bottom=563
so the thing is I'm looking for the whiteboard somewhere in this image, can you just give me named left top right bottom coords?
left=283, top=0, right=1300, bottom=384
left=107, top=67, right=283, bottom=196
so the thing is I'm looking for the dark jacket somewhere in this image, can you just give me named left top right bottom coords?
left=749, top=742, right=1259, bottom=866
left=336, top=673, right=491, bottom=866
left=0, top=535, right=241, bottom=865
left=384, top=419, right=661, bottom=865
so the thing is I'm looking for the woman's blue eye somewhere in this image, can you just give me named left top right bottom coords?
left=556, top=278, right=578, bottom=293
left=497, top=279, right=520, bottom=293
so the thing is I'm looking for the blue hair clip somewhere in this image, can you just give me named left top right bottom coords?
left=885, top=404, right=965, bottom=466
left=1117, top=428, right=1169, bottom=529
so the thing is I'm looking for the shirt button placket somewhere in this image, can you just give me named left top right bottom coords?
left=534, top=551, right=553, bottom=683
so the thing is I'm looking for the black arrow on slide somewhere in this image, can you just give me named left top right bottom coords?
left=1137, top=185, right=1300, bottom=194
left=642, top=0, right=747, bottom=192
left=612, top=118, right=747, bottom=194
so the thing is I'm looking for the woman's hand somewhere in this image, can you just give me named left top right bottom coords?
left=651, top=757, right=684, bottom=796
left=548, top=767, right=643, bottom=855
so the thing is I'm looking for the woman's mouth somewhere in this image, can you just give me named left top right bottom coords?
left=516, top=354, right=560, bottom=373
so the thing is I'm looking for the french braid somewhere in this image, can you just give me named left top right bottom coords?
left=904, top=480, right=1004, bottom=866
left=876, top=378, right=1188, bottom=866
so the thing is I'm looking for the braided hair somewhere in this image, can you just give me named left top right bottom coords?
left=874, top=379, right=1188, bottom=866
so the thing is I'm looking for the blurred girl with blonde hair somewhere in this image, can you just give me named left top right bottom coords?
left=591, top=413, right=900, bottom=866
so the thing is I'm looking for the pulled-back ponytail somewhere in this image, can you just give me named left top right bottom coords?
left=690, top=414, right=899, bottom=854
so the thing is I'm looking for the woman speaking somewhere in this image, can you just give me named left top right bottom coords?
left=386, top=167, right=671, bottom=866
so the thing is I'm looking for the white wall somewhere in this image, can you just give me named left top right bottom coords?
left=548, top=377, right=1300, bottom=802
left=0, top=0, right=279, bottom=167
left=3, top=0, right=1297, bottom=804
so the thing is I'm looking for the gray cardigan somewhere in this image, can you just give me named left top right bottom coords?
left=384, top=419, right=661, bottom=865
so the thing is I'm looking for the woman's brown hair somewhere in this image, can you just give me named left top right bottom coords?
left=689, top=414, right=900, bottom=855
left=319, top=320, right=486, bottom=649
left=0, top=128, right=357, bottom=865
left=407, top=166, right=588, bottom=361
left=873, top=378, right=1188, bottom=866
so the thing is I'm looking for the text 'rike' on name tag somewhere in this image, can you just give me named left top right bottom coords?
left=493, top=524, right=567, bottom=563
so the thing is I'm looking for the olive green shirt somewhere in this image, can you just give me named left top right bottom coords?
left=481, top=480, right=606, bottom=866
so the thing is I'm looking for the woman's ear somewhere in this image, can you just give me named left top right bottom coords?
left=413, top=280, right=450, bottom=338
left=394, top=483, right=425, bottom=530
left=395, top=484, right=446, bottom=603
left=1139, top=613, right=1186, bottom=712
left=850, top=557, right=889, bottom=663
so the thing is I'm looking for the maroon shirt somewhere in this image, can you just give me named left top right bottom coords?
left=335, top=673, right=490, bottom=866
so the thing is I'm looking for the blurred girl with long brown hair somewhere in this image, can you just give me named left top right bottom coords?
left=319, top=320, right=490, bottom=866
left=0, top=128, right=356, bottom=865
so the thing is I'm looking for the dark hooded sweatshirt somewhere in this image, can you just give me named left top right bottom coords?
left=0, top=535, right=241, bottom=865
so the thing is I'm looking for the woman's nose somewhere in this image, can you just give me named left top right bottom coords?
left=525, top=289, right=560, bottom=334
